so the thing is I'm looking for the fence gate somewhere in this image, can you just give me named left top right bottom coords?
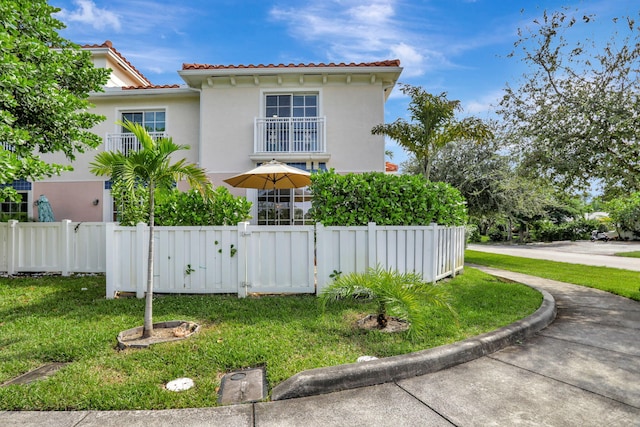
left=105, top=222, right=316, bottom=298
left=238, top=224, right=315, bottom=297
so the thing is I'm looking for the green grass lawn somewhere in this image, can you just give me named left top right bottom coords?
left=0, top=269, right=541, bottom=410
left=466, top=250, right=640, bottom=301
left=615, top=251, right=640, bottom=258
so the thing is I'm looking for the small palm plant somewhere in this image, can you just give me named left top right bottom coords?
left=319, top=266, right=457, bottom=339
left=90, top=120, right=212, bottom=338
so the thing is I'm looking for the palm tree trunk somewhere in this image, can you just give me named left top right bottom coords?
left=142, top=183, right=155, bottom=338
left=422, top=157, right=430, bottom=181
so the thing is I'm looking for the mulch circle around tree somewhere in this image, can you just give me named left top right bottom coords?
left=356, top=314, right=409, bottom=333
left=117, top=320, right=200, bottom=350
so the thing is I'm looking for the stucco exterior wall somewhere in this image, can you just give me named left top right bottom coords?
left=199, top=79, right=386, bottom=180
left=322, top=83, right=386, bottom=173
left=199, top=85, right=258, bottom=177
left=38, top=91, right=200, bottom=183
left=33, top=181, right=104, bottom=222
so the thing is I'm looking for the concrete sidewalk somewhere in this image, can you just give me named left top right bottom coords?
left=2, top=267, right=639, bottom=426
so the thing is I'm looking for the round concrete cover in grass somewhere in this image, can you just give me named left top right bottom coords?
left=166, top=377, right=194, bottom=392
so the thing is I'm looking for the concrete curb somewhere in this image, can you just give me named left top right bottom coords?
left=271, top=282, right=556, bottom=401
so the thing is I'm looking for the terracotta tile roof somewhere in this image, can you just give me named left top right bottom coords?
left=182, top=59, right=401, bottom=70
left=385, top=161, right=399, bottom=172
left=81, top=40, right=152, bottom=86
left=122, top=84, right=182, bottom=90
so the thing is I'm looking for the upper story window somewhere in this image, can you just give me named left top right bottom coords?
left=266, top=94, right=317, bottom=118
left=106, top=110, right=167, bottom=154
left=121, top=111, right=165, bottom=132
left=256, top=94, right=325, bottom=154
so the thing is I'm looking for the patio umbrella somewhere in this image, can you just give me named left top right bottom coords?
left=36, top=195, right=55, bottom=222
left=223, top=160, right=311, bottom=190
left=224, top=160, right=311, bottom=225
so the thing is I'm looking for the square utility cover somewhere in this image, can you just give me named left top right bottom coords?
left=218, top=367, right=266, bottom=405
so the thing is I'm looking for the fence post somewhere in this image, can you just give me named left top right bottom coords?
left=457, top=226, right=465, bottom=274
left=105, top=223, right=116, bottom=298
left=448, top=227, right=455, bottom=277
left=237, top=222, right=250, bottom=298
left=430, top=223, right=438, bottom=283
left=60, top=220, right=72, bottom=276
left=315, top=223, right=326, bottom=294
left=367, top=222, right=377, bottom=270
left=136, top=222, right=147, bottom=298
left=7, top=220, right=18, bottom=275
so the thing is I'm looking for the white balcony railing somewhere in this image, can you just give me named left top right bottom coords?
left=254, top=117, right=326, bottom=153
left=105, top=132, right=167, bottom=154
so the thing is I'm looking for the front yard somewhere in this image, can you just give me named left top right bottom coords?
left=0, top=268, right=541, bottom=410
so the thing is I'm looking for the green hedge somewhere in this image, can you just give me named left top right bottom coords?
left=531, top=218, right=600, bottom=242
left=154, top=187, right=251, bottom=226
left=309, top=170, right=467, bottom=226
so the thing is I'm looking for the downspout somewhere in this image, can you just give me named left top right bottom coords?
left=195, top=86, right=203, bottom=170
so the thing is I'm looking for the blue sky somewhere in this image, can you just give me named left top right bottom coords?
left=52, top=0, right=638, bottom=166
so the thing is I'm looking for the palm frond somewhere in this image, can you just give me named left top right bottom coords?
left=117, top=120, right=155, bottom=151
left=319, top=265, right=457, bottom=340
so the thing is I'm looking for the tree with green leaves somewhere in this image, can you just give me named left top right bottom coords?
left=90, top=121, right=212, bottom=338
left=500, top=9, right=640, bottom=196
left=372, top=84, right=493, bottom=180
left=0, top=0, right=109, bottom=201
left=606, top=192, right=640, bottom=238
left=406, top=137, right=510, bottom=221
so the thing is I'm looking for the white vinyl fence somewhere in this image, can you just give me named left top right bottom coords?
left=315, top=223, right=465, bottom=290
left=0, top=221, right=466, bottom=298
left=0, top=220, right=106, bottom=275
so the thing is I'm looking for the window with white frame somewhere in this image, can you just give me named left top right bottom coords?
left=264, top=94, right=318, bottom=152
left=116, top=110, right=166, bottom=155
left=265, top=94, right=317, bottom=118
left=121, top=111, right=165, bottom=132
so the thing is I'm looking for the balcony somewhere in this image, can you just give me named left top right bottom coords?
left=253, top=117, right=327, bottom=161
left=105, top=132, right=167, bottom=154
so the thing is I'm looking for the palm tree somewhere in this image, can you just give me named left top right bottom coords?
left=90, top=120, right=212, bottom=338
left=319, top=266, right=457, bottom=340
left=372, top=84, right=493, bottom=181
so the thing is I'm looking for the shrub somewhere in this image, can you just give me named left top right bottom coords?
left=466, top=224, right=481, bottom=243
left=111, top=179, right=149, bottom=226
left=309, top=170, right=467, bottom=226
left=155, top=187, right=251, bottom=226
left=531, top=218, right=600, bottom=242
left=488, top=226, right=506, bottom=242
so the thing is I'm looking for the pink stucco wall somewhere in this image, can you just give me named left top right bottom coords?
left=33, top=181, right=104, bottom=222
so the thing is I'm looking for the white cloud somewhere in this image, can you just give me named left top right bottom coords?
left=464, top=89, right=504, bottom=116
left=270, top=0, right=443, bottom=76
left=59, top=0, right=121, bottom=32
left=269, top=0, right=535, bottom=84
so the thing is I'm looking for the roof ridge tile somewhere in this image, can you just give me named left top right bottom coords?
left=181, top=59, right=401, bottom=70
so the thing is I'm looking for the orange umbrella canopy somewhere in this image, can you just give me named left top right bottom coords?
left=223, top=160, right=311, bottom=190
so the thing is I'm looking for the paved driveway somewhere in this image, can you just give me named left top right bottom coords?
left=468, top=241, right=640, bottom=272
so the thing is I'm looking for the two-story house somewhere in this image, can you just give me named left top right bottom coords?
left=21, top=41, right=402, bottom=224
